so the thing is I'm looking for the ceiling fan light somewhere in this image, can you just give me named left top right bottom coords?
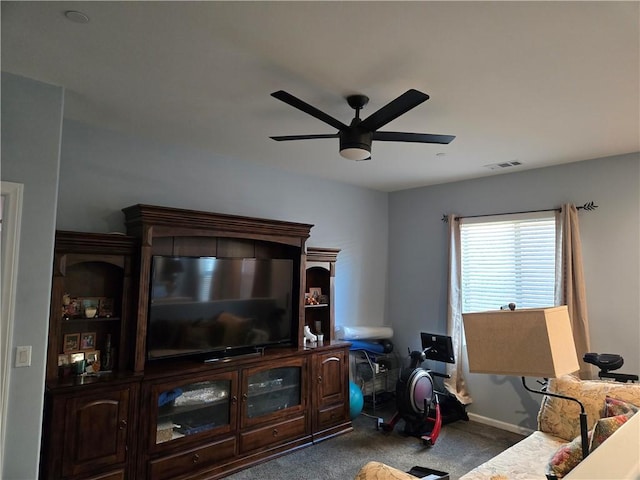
left=340, top=147, right=371, bottom=161
left=339, top=129, right=372, bottom=160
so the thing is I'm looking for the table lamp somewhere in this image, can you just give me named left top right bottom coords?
left=463, top=306, right=588, bottom=458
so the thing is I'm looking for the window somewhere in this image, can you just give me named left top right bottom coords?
left=460, top=212, right=557, bottom=313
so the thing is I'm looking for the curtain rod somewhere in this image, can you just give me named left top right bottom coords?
left=441, top=201, right=598, bottom=223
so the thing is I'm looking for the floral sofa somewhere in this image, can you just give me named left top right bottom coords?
left=355, top=375, right=640, bottom=480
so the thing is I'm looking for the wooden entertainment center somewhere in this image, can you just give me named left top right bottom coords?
left=40, top=205, right=351, bottom=480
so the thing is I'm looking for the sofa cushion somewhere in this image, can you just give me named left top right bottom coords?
left=545, top=397, right=638, bottom=478
left=590, top=411, right=635, bottom=451
left=564, top=412, right=640, bottom=479
left=604, top=396, right=639, bottom=417
left=545, top=414, right=634, bottom=478
left=537, top=375, right=640, bottom=441
left=546, top=433, right=589, bottom=479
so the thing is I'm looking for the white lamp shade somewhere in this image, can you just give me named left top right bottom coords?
left=463, top=306, right=580, bottom=378
left=340, top=147, right=370, bottom=161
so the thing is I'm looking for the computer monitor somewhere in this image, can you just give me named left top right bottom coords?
left=420, top=332, right=455, bottom=364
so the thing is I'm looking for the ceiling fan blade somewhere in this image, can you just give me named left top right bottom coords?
left=373, top=131, right=456, bottom=144
left=359, top=89, right=430, bottom=132
left=270, top=133, right=339, bottom=141
left=271, top=91, right=348, bottom=131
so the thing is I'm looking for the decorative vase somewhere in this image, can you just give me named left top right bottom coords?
left=102, top=334, right=114, bottom=371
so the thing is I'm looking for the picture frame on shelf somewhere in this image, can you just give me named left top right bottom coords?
left=57, top=353, right=70, bottom=366
left=309, top=287, right=322, bottom=299
left=99, top=297, right=114, bottom=317
left=85, top=350, right=100, bottom=364
left=85, top=350, right=101, bottom=373
left=69, top=351, right=85, bottom=364
left=80, top=332, right=96, bottom=350
left=63, top=333, right=80, bottom=352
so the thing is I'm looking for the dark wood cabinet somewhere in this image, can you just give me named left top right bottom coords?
left=147, top=437, right=236, bottom=480
left=42, top=208, right=351, bottom=480
left=311, top=346, right=351, bottom=441
left=305, top=247, right=339, bottom=342
left=240, top=356, right=307, bottom=430
left=45, top=231, right=137, bottom=381
left=139, top=368, right=239, bottom=479
left=144, top=370, right=238, bottom=453
left=41, top=231, right=140, bottom=479
left=62, top=387, right=131, bottom=477
left=41, top=379, right=139, bottom=480
left=138, top=353, right=302, bottom=479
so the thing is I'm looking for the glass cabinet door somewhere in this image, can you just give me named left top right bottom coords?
left=151, top=371, right=237, bottom=450
left=242, top=357, right=306, bottom=428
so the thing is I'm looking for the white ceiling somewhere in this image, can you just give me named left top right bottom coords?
left=2, top=1, right=638, bottom=192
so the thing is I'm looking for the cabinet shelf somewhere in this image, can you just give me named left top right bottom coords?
left=158, top=397, right=229, bottom=418
left=158, top=403, right=228, bottom=441
left=150, top=375, right=235, bottom=449
left=248, top=383, right=296, bottom=397
left=64, top=316, right=121, bottom=324
left=242, top=360, right=304, bottom=427
left=304, top=304, right=328, bottom=308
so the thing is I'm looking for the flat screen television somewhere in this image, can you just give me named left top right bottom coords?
left=147, top=256, right=295, bottom=361
left=420, top=332, right=456, bottom=364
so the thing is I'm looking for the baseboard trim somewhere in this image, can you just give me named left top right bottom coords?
left=467, top=412, right=534, bottom=436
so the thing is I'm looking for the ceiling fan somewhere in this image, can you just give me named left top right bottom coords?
left=270, top=89, right=455, bottom=161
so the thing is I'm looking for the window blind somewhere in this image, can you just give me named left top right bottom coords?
left=460, top=213, right=556, bottom=313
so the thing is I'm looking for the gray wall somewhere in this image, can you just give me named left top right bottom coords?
left=1, top=73, right=64, bottom=480
left=57, top=120, right=389, bottom=331
left=388, top=153, right=640, bottom=429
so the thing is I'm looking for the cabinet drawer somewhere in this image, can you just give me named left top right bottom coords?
left=317, top=403, right=347, bottom=429
left=83, top=469, right=126, bottom=480
left=148, top=436, right=236, bottom=480
left=239, top=415, right=307, bottom=453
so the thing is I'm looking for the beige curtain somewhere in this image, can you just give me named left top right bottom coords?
left=444, top=214, right=473, bottom=404
left=556, top=204, right=593, bottom=378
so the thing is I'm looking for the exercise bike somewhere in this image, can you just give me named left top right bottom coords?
left=380, top=333, right=456, bottom=446
left=583, top=352, right=638, bottom=383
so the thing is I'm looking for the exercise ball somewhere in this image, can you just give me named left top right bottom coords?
left=349, top=380, right=364, bottom=419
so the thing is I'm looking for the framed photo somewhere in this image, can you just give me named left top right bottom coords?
left=85, top=350, right=100, bottom=364
left=63, top=333, right=80, bottom=352
left=57, top=354, right=70, bottom=366
left=80, top=332, right=96, bottom=350
left=309, top=287, right=322, bottom=299
left=99, top=297, right=114, bottom=317
left=69, top=351, right=85, bottom=363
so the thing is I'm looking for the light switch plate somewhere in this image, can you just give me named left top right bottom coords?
left=15, top=345, right=32, bottom=367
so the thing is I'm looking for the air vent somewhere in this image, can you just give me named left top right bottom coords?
left=484, top=161, right=522, bottom=171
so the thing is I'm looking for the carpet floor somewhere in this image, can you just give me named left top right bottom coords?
left=225, top=404, right=525, bottom=480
